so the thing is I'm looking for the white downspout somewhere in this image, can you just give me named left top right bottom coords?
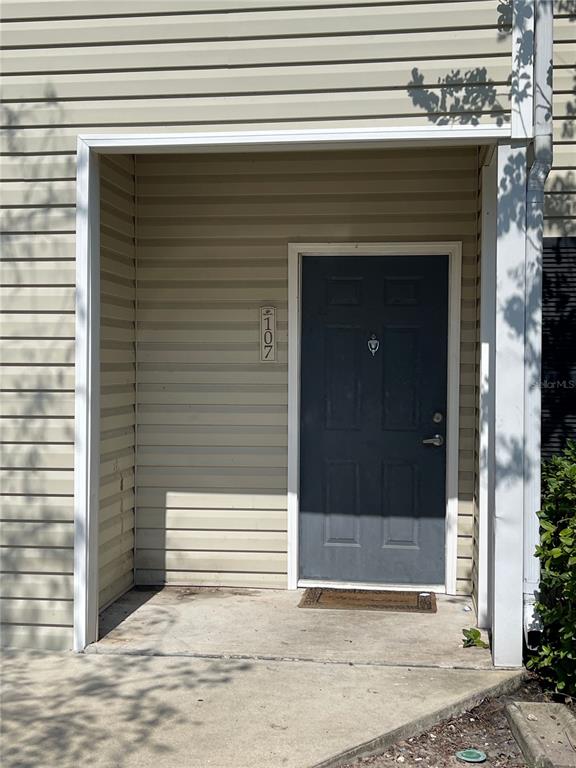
left=523, top=0, right=553, bottom=648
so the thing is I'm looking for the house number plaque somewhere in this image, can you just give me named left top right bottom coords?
left=260, top=306, right=276, bottom=362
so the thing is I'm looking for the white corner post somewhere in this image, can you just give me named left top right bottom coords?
left=73, top=139, right=101, bottom=651
left=491, top=141, right=528, bottom=667
left=477, top=150, right=497, bottom=630
left=522, top=0, right=553, bottom=647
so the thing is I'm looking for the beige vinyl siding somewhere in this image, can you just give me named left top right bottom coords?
left=1, top=1, right=512, bottom=156
left=545, top=9, right=575, bottom=236
left=134, top=147, right=478, bottom=593
left=0, top=177, right=75, bottom=650
left=99, top=155, right=136, bottom=609
left=0, top=0, right=513, bottom=648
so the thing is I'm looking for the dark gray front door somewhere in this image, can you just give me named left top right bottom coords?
left=299, top=255, right=448, bottom=585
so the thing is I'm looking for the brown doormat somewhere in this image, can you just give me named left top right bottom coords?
left=298, top=588, right=437, bottom=613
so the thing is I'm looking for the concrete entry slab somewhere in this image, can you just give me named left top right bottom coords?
left=1, top=651, right=521, bottom=768
left=93, top=587, right=492, bottom=669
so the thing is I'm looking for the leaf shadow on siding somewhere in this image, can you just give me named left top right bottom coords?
left=407, top=0, right=574, bottom=489
left=1, top=98, right=76, bottom=622
left=1, top=651, right=252, bottom=768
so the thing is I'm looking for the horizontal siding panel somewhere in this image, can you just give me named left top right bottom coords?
left=0, top=154, right=75, bottom=181
left=0, top=180, right=76, bottom=206
left=549, top=0, right=575, bottom=239
left=0, top=418, right=73, bottom=444
left=1, top=5, right=509, bottom=48
left=0, top=495, right=73, bottom=522
left=137, top=508, right=286, bottom=531
left=138, top=177, right=478, bottom=197
left=2, top=59, right=512, bottom=101
left=137, top=425, right=287, bottom=446
left=99, top=570, right=133, bottom=609
left=0, top=521, right=73, bottom=548
left=139, top=149, right=477, bottom=177
left=135, top=549, right=286, bottom=572
left=137, top=446, right=287, bottom=468
left=138, top=196, right=477, bottom=217
left=135, top=569, right=287, bottom=589
left=99, top=530, right=134, bottom=570
left=0, top=573, right=73, bottom=600
left=99, top=552, right=133, bottom=592
left=99, top=491, right=136, bottom=526
left=2, top=88, right=511, bottom=129
left=0, top=26, right=512, bottom=73
left=545, top=192, right=576, bottom=219
left=136, top=387, right=287, bottom=407
left=0, top=234, right=75, bottom=260
left=137, top=367, right=287, bottom=386
left=0, top=287, right=75, bottom=312
left=100, top=512, right=135, bottom=548
left=544, top=219, right=576, bottom=237
left=547, top=169, right=576, bottom=192
left=0, top=391, right=74, bottom=416
left=136, top=529, right=287, bottom=552
left=0, top=0, right=508, bottom=19
left=136, top=221, right=476, bottom=240
left=0, top=623, right=72, bottom=650
left=137, top=467, right=287, bottom=490
left=0, top=261, right=75, bottom=285
left=0, top=469, right=74, bottom=494
left=0, top=598, right=73, bottom=626
left=0, top=546, right=73, bottom=573
left=553, top=43, right=576, bottom=67
left=0, top=367, right=74, bottom=390
left=0, top=340, right=74, bottom=364
left=136, top=489, right=287, bottom=510
left=0, top=315, right=74, bottom=338
left=1, top=445, right=73, bottom=469
left=136, top=405, right=288, bottom=426
left=100, top=451, right=135, bottom=478
left=0, top=207, right=75, bottom=233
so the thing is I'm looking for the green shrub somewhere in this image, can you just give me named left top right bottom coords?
left=528, top=440, right=576, bottom=696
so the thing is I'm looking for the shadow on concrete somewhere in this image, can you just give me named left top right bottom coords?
left=1, top=650, right=252, bottom=768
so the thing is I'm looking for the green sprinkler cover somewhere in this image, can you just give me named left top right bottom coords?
left=455, top=748, right=487, bottom=763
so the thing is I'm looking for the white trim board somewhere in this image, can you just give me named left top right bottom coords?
left=287, top=242, right=462, bottom=595
left=80, top=125, right=509, bottom=154
left=73, top=139, right=101, bottom=652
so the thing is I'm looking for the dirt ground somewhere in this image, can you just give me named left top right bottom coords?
left=342, top=677, right=560, bottom=768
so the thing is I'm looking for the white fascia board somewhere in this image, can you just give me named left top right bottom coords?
left=80, top=124, right=510, bottom=154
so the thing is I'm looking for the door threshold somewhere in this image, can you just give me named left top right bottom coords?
left=297, top=579, right=446, bottom=594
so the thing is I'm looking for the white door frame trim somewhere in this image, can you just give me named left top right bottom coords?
left=287, top=242, right=462, bottom=594
left=74, top=126, right=490, bottom=650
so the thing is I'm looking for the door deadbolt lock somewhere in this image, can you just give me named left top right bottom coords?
left=432, top=412, right=444, bottom=423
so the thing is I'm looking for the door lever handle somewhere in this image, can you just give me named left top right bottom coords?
left=422, top=434, right=444, bottom=447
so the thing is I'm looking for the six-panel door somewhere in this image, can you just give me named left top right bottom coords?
left=299, top=255, right=448, bottom=585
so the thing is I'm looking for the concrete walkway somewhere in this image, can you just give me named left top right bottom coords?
left=2, top=650, right=521, bottom=768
